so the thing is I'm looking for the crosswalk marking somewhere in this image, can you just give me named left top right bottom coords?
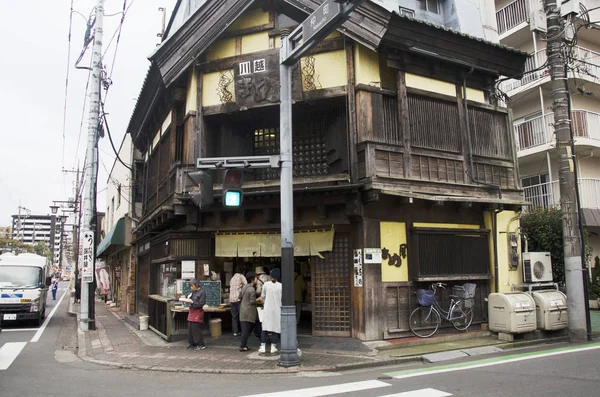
left=0, top=342, right=27, bottom=370
left=238, top=380, right=391, bottom=397
left=379, top=389, right=452, bottom=397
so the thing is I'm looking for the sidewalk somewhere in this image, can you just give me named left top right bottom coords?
left=68, top=299, right=583, bottom=374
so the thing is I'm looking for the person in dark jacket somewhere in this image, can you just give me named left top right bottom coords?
left=179, top=279, right=206, bottom=350
left=239, top=272, right=258, bottom=352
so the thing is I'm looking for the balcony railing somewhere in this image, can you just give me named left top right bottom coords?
left=499, top=46, right=600, bottom=94
left=523, top=178, right=600, bottom=210
left=514, top=109, right=600, bottom=151
left=496, top=0, right=531, bottom=35
left=499, top=49, right=548, bottom=93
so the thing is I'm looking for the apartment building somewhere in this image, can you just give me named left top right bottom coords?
left=495, top=0, right=600, bottom=258
left=11, top=214, right=62, bottom=266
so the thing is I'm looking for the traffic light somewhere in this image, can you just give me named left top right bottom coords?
left=188, top=171, right=214, bottom=208
left=223, top=170, right=243, bottom=208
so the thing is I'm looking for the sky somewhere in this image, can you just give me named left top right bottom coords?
left=0, top=0, right=177, bottom=227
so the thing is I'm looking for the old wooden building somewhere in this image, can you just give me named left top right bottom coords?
left=127, top=0, right=527, bottom=341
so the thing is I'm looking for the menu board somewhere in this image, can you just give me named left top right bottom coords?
left=199, top=281, right=221, bottom=307
left=178, top=280, right=221, bottom=307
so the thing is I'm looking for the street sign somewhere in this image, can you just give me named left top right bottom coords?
left=81, top=231, right=94, bottom=283
left=302, top=0, right=341, bottom=44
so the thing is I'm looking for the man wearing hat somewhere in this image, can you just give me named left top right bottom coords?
left=253, top=266, right=270, bottom=339
left=179, top=279, right=206, bottom=350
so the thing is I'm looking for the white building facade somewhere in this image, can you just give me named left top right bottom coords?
left=495, top=0, right=600, bottom=261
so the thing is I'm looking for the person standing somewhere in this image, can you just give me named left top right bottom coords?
left=258, top=268, right=282, bottom=354
left=294, top=264, right=305, bottom=324
left=229, top=265, right=247, bottom=337
left=51, top=279, right=59, bottom=300
left=180, top=279, right=206, bottom=350
left=238, top=272, right=257, bottom=352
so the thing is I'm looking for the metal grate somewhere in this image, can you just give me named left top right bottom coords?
left=312, top=235, right=351, bottom=336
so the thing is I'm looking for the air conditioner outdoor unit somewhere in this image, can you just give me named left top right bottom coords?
left=522, top=252, right=553, bottom=283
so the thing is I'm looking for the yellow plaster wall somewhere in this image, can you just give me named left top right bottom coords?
left=413, top=222, right=480, bottom=229
left=186, top=72, right=198, bottom=114
left=484, top=211, right=522, bottom=293
left=202, top=70, right=235, bottom=106
left=354, top=44, right=380, bottom=86
left=227, top=8, right=270, bottom=31
left=206, top=38, right=236, bottom=61
left=380, top=222, right=409, bottom=282
left=241, top=32, right=270, bottom=54
left=302, top=50, right=347, bottom=91
left=405, top=73, right=456, bottom=97
left=465, top=88, right=486, bottom=103
left=161, top=113, right=172, bottom=135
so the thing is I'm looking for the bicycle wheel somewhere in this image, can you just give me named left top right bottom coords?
left=409, top=306, right=440, bottom=338
left=452, top=306, right=474, bottom=331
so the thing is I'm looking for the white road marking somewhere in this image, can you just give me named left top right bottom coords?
left=0, top=328, right=37, bottom=332
left=380, top=388, right=452, bottom=397
left=30, top=287, right=68, bottom=343
left=238, top=380, right=391, bottom=397
left=0, top=342, right=27, bottom=370
left=387, top=343, right=600, bottom=380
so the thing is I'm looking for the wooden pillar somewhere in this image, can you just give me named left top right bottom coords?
left=455, top=83, right=471, bottom=180
left=361, top=218, right=384, bottom=341
left=188, top=68, right=206, bottom=165
left=396, top=70, right=412, bottom=178
left=345, top=39, right=359, bottom=182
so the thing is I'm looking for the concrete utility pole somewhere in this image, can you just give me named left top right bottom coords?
left=545, top=0, right=587, bottom=341
left=81, top=0, right=104, bottom=331
left=278, top=0, right=363, bottom=367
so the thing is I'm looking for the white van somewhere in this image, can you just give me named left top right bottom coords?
left=0, top=252, right=51, bottom=327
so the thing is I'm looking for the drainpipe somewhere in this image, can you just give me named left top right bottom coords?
left=565, top=65, right=593, bottom=341
left=493, top=209, right=503, bottom=293
left=463, top=69, right=503, bottom=200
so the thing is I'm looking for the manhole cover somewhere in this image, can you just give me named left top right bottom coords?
left=377, top=376, right=393, bottom=380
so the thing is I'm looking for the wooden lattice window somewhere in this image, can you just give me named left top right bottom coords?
left=253, top=127, right=279, bottom=180
left=312, top=235, right=351, bottom=336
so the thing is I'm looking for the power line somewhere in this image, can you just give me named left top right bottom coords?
left=62, top=0, right=75, bottom=171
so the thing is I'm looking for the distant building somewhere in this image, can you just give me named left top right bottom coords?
left=0, top=226, right=11, bottom=239
left=11, top=214, right=63, bottom=267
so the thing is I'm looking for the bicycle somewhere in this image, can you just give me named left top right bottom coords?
left=409, top=282, right=476, bottom=338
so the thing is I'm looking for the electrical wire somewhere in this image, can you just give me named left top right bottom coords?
left=99, top=91, right=133, bottom=172
left=62, top=0, right=75, bottom=172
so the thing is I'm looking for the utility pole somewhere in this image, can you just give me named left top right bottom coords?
left=81, top=0, right=104, bottom=331
left=278, top=0, right=363, bottom=367
left=545, top=0, right=587, bottom=341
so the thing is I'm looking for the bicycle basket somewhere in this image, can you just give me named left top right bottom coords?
left=452, top=283, right=476, bottom=309
left=416, top=289, right=435, bottom=307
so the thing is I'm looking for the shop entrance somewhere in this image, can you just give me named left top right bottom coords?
left=311, top=234, right=351, bottom=336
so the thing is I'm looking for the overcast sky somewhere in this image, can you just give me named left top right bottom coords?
left=0, top=0, right=177, bottom=227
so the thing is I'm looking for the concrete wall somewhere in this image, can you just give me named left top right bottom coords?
left=104, top=134, right=134, bottom=232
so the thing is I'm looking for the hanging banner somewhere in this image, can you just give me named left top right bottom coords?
left=353, top=249, right=363, bottom=287
left=81, top=231, right=95, bottom=283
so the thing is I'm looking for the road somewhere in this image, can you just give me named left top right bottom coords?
left=1, top=284, right=600, bottom=397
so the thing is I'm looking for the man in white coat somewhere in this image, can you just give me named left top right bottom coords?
left=257, top=268, right=282, bottom=354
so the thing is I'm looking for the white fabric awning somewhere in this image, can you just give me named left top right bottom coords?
left=215, top=229, right=335, bottom=258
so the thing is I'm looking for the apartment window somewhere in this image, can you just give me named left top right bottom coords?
left=417, top=0, right=440, bottom=14
left=399, top=7, right=415, bottom=17
left=117, top=184, right=122, bottom=208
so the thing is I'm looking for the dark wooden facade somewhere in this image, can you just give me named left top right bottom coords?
left=127, top=0, right=527, bottom=340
